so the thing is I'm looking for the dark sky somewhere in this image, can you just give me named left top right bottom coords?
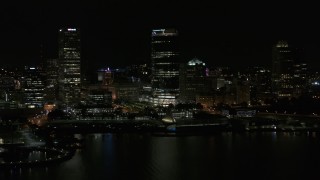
left=1, top=1, right=320, bottom=70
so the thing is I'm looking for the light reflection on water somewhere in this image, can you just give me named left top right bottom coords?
left=1, top=132, right=320, bottom=180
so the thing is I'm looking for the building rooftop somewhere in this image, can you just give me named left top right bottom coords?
left=188, top=58, right=205, bottom=66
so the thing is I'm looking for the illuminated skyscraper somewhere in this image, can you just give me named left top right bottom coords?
left=151, top=28, right=180, bottom=106
left=45, top=58, right=59, bottom=101
left=272, top=41, right=297, bottom=98
left=179, top=58, right=209, bottom=102
left=23, top=66, right=45, bottom=108
left=151, top=28, right=179, bottom=90
left=58, top=28, right=81, bottom=105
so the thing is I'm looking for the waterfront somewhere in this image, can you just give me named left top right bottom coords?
left=1, top=132, right=320, bottom=180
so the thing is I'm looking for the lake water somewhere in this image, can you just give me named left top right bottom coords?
left=1, top=132, right=320, bottom=180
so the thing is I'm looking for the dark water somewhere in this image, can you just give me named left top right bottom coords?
left=1, top=132, right=320, bottom=180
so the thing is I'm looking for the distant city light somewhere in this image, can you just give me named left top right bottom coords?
left=276, top=40, right=289, bottom=48
left=188, top=58, right=205, bottom=66
left=67, top=28, right=77, bottom=31
left=153, top=29, right=166, bottom=32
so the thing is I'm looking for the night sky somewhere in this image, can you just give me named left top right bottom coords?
left=1, top=1, right=320, bottom=70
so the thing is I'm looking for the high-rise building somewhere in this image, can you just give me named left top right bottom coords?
left=151, top=28, right=179, bottom=90
left=23, top=66, right=45, bottom=108
left=44, top=58, right=59, bottom=101
left=244, top=67, right=272, bottom=105
left=179, top=58, right=209, bottom=102
left=58, top=28, right=81, bottom=105
left=151, top=28, right=180, bottom=106
left=272, top=40, right=295, bottom=98
left=293, top=62, right=308, bottom=96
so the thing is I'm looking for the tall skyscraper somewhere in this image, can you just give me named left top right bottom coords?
left=272, top=40, right=295, bottom=98
left=23, top=66, right=45, bottom=108
left=179, top=58, right=209, bottom=102
left=44, top=58, right=59, bottom=101
left=151, top=28, right=180, bottom=90
left=58, top=28, right=81, bottom=105
left=151, top=28, right=180, bottom=106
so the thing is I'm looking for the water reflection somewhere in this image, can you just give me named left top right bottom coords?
left=56, top=149, right=87, bottom=180
left=1, top=132, right=320, bottom=180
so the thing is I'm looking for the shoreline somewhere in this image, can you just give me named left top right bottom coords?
left=0, top=146, right=75, bottom=169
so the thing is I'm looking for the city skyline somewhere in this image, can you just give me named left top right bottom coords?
left=3, top=2, right=320, bottom=178
left=1, top=1, right=320, bottom=70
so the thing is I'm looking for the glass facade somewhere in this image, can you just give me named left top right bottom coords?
left=151, top=29, right=180, bottom=90
left=272, top=41, right=295, bottom=98
left=179, top=58, right=208, bottom=102
left=151, top=29, right=180, bottom=106
left=45, top=58, right=59, bottom=101
left=58, top=28, right=81, bottom=105
left=23, top=67, right=45, bottom=108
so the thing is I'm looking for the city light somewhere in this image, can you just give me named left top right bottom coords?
left=67, top=28, right=77, bottom=31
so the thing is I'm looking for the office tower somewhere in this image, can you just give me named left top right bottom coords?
left=58, top=28, right=81, bottom=105
left=0, top=76, right=15, bottom=102
left=245, top=67, right=272, bottom=105
left=272, top=40, right=295, bottom=98
left=44, top=58, right=59, bottom=101
left=293, top=62, right=308, bottom=96
left=151, top=28, right=180, bottom=106
left=0, top=71, right=19, bottom=109
left=179, top=58, right=209, bottom=102
left=23, top=66, right=45, bottom=108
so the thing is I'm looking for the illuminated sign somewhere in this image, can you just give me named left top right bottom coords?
left=67, top=28, right=77, bottom=31
left=153, top=29, right=165, bottom=32
left=152, top=29, right=165, bottom=34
